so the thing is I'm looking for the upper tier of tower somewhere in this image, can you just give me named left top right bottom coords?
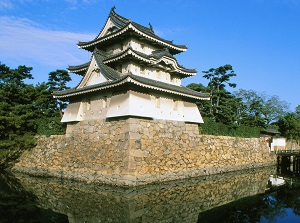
left=78, top=7, right=187, bottom=55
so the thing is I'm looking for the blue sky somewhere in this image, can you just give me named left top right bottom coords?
left=0, top=0, right=299, bottom=110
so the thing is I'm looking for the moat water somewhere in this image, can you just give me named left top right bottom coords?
left=1, top=163, right=300, bottom=223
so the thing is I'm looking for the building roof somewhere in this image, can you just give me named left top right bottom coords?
left=77, top=7, right=187, bottom=54
left=61, top=46, right=207, bottom=101
left=103, top=47, right=196, bottom=77
left=68, top=62, right=90, bottom=75
left=69, top=47, right=197, bottom=78
left=262, top=128, right=281, bottom=135
left=74, top=48, right=121, bottom=88
left=53, top=73, right=210, bottom=101
left=93, top=48, right=121, bottom=80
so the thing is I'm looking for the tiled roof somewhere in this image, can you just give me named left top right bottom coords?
left=151, top=48, right=197, bottom=73
left=151, top=48, right=174, bottom=59
left=68, top=62, right=90, bottom=75
left=78, top=7, right=187, bottom=54
left=74, top=48, right=121, bottom=88
left=129, top=74, right=209, bottom=98
left=103, top=47, right=196, bottom=76
left=93, top=48, right=121, bottom=80
left=53, top=73, right=210, bottom=100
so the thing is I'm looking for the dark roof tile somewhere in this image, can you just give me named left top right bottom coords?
left=78, top=8, right=187, bottom=53
left=53, top=73, right=209, bottom=100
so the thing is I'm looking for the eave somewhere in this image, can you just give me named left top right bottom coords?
left=68, top=62, right=90, bottom=75
left=78, top=23, right=187, bottom=54
left=103, top=47, right=196, bottom=77
left=53, top=74, right=210, bottom=101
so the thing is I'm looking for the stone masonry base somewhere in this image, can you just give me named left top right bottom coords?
left=13, top=118, right=276, bottom=186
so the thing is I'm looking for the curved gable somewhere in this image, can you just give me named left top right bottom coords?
left=77, top=56, right=109, bottom=88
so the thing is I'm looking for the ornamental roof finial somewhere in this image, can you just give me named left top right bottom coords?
left=149, top=22, right=153, bottom=32
left=111, top=6, right=116, bottom=12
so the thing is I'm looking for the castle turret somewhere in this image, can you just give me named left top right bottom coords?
left=53, top=7, right=209, bottom=129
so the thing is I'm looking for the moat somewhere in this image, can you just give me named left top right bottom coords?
left=2, top=162, right=300, bottom=223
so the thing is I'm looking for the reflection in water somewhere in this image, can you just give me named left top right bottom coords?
left=0, top=171, right=68, bottom=223
left=198, top=179, right=300, bottom=223
left=198, top=157, right=300, bottom=223
left=277, top=155, right=300, bottom=177
left=12, top=167, right=275, bottom=223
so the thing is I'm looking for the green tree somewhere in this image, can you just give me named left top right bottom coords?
left=188, top=65, right=246, bottom=131
left=0, top=64, right=36, bottom=150
left=0, top=64, right=68, bottom=168
left=47, top=69, right=71, bottom=117
left=217, top=94, right=243, bottom=127
left=277, top=113, right=300, bottom=141
left=34, top=82, right=65, bottom=136
left=295, top=105, right=300, bottom=119
left=186, top=83, right=211, bottom=117
left=234, top=89, right=266, bottom=128
left=234, top=89, right=290, bottom=128
left=202, top=64, right=236, bottom=116
left=262, top=94, right=290, bottom=125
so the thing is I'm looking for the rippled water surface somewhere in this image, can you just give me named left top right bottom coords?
left=1, top=165, right=300, bottom=223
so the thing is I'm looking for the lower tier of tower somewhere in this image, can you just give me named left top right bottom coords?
left=61, top=90, right=204, bottom=124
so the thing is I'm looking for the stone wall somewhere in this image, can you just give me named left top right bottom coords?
left=13, top=118, right=276, bottom=186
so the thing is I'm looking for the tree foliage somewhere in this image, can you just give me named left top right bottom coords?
left=234, top=89, right=290, bottom=128
left=202, top=64, right=237, bottom=117
left=188, top=64, right=292, bottom=137
left=47, top=70, right=71, bottom=117
left=0, top=64, right=36, bottom=150
left=277, top=112, right=300, bottom=141
left=0, top=63, right=70, bottom=154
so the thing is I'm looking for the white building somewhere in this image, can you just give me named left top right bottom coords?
left=53, top=7, right=209, bottom=129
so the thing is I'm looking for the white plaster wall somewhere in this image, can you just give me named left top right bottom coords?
left=107, top=91, right=153, bottom=119
left=272, top=138, right=286, bottom=147
left=170, top=75, right=182, bottom=86
left=78, top=57, right=108, bottom=88
left=129, top=37, right=158, bottom=54
left=125, top=62, right=174, bottom=85
left=105, top=39, right=130, bottom=55
left=126, top=63, right=140, bottom=75
left=106, top=91, right=203, bottom=123
left=62, top=94, right=112, bottom=122
left=81, top=95, right=111, bottom=120
left=270, top=138, right=286, bottom=151
left=61, top=102, right=84, bottom=122
left=63, top=91, right=203, bottom=123
left=182, top=101, right=204, bottom=123
left=153, top=97, right=203, bottom=123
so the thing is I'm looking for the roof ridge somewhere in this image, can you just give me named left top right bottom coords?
left=93, top=48, right=121, bottom=80
left=93, top=6, right=130, bottom=40
left=110, top=6, right=155, bottom=35
left=110, top=6, right=130, bottom=24
left=78, top=8, right=187, bottom=54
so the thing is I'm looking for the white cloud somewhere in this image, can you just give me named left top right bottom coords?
left=0, top=0, right=14, bottom=10
left=0, top=16, right=96, bottom=67
left=64, top=0, right=97, bottom=9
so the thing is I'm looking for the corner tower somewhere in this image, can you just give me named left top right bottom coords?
left=53, top=7, right=209, bottom=133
